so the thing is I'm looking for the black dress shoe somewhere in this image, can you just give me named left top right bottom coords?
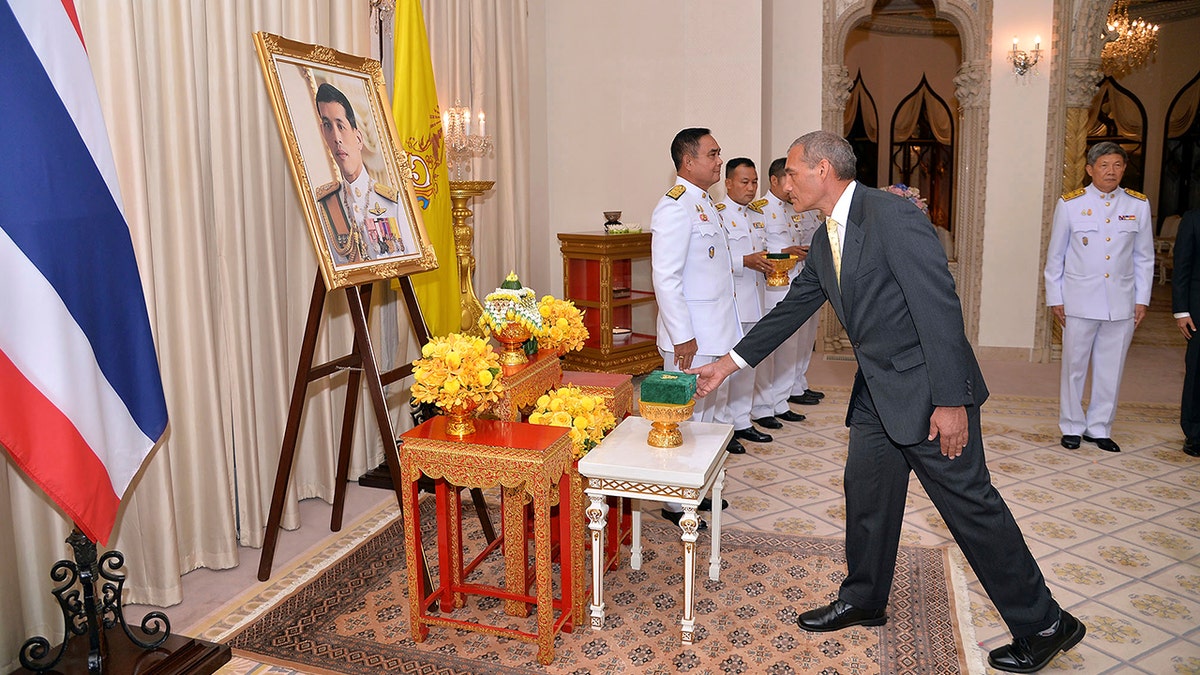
left=734, top=427, right=773, bottom=443
left=1081, top=434, right=1121, bottom=452
left=752, top=416, right=783, bottom=429
left=1060, top=435, right=1081, bottom=450
left=1184, top=438, right=1200, bottom=457
left=698, top=497, right=727, bottom=511
left=805, top=389, right=825, bottom=399
left=788, top=392, right=821, bottom=405
left=726, top=439, right=746, bottom=454
left=660, top=508, right=706, bottom=530
left=988, top=611, right=1085, bottom=673
left=797, top=599, right=886, bottom=632
left=776, top=410, right=807, bottom=423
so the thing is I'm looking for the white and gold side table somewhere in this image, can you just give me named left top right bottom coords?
left=577, top=416, right=732, bottom=644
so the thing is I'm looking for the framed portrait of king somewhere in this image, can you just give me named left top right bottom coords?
left=253, top=32, right=437, bottom=290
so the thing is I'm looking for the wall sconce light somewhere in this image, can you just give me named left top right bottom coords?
left=1007, top=35, right=1042, bottom=76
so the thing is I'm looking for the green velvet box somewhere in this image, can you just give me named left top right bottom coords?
left=639, top=370, right=696, bottom=405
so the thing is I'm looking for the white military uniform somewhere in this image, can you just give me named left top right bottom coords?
left=652, top=177, right=742, bottom=422
left=787, top=208, right=823, bottom=398
left=1044, top=183, right=1154, bottom=438
left=316, top=169, right=407, bottom=265
left=714, top=197, right=768, bottom=431
left=752, top=191, right=821, bottom=419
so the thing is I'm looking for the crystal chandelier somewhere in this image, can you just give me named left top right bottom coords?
left=1101, top=0, right=1159, bottom=78
left=442, top=100, right=493, bottom=181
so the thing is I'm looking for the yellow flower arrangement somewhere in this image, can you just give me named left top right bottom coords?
left=528, top=385, right=617, bottom=459
left=536, top=295, right=588, bottom=355
left=411, top=333, right=504, bottom=411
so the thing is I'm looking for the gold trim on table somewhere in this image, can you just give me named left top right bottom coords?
left=479, top=349, right=563, bottom=421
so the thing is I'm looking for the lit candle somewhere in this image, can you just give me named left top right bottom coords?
left=442, top=110, right=449, bottom=131
left=464, top=107, right=471, bottom=135
left=478, top=111, right=485, bottom=136
left=1034, top=35, right=1041, bottom=50
left=1012, top=35, right=1019, bottom=47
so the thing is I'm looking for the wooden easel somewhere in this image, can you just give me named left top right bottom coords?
left=256, top=270, right=429, bottom=581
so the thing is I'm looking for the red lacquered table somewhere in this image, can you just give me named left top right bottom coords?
left=399, top=417, right=582, bottom=665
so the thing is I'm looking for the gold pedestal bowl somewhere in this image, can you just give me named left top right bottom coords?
left=639, top=399, right=695, bottom=448
left=765, top=254, right=799, bottom=286
left=495, top=321, right=532, bottom=369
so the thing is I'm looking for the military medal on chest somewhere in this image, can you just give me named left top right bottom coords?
left=1082, top=236, right=1088, bottom=246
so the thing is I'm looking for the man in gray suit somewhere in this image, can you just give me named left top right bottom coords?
left=690, top=131, right=1082, bottom=673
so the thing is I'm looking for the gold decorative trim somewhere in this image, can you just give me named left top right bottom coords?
left=480, top=351, right=563, bottom=421
left=585, top=478, right=700, bottom=500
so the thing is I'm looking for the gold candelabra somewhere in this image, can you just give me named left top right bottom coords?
left=449, top=180, right=494, bottom=337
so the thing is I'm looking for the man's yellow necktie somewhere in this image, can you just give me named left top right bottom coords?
left=826, top=217, right=842, bottom=283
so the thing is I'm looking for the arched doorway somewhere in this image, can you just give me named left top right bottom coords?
left=822, top=0, right=989, bottom=350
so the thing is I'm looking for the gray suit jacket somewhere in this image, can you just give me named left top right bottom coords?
left=734, top=185, right=988, bottom=445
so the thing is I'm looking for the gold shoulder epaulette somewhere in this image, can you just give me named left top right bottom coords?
left=373, top=182, right=398, bottom=201
left=1061, top=187, right=1086, bottom=201
left=747, top=198, right=768, bottom=214
left=715, top=202, right=727, bottom=212
left=666, top=184, right=686, bottom=200
left=1124, top=187, right=1147, bottom=201
left=316, top=181, right=340, bottom=199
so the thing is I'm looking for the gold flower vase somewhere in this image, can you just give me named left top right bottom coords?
left=766, top=254, right=799, bottom=286
left=639, top=399, right=696, bottom=448
left=496, top=322, right=532, bottom=369
left=443, top=400, right=480, bottom=437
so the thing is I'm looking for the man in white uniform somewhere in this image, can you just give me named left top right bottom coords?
left=314, top=82, right=409, bottom=265
left=751, top=158, right=816, bottom=430
left=652, top=128, right=743, bottom=525
left=1044, top=142, right=1154, bottom=453
left=716, top=158, right=774, bottom=447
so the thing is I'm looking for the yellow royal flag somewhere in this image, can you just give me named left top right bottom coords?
left=392, top=0, right=457, bottom=336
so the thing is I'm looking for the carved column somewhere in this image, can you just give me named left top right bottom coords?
left=951, top=59, right=990, bottom=343
left=820, top=64, right=855, bottom=353
left=1063, top=60, right=1104, bottom=191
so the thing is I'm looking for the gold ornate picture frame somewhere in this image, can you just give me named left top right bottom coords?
left=253, top=32, right=437, bottom=289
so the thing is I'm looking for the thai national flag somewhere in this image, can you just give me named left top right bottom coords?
left=0, top=0, right=168, bottom=545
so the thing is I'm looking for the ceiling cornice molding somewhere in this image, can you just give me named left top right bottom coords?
left=1129, top=0, right=1200, bottom=23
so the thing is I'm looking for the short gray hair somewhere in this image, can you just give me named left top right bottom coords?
left=789, top=131, right=857, bottom=180
left=1087, top=141, right=1128, bottom=166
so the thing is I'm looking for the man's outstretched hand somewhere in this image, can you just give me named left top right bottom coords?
left=686, top=354, right=740, bottom=397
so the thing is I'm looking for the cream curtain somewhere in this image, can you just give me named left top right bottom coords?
left=843, top=78, right=878, bottom=143
left=892, top=82, right=953, bottom=145
left=421, top=0, right=531, bottom=294
left=1088, top=79, right=1145, bottom=139
left=1167, top=77, right=1199, bottom=138
left=0, top=3, right=418, bottom=668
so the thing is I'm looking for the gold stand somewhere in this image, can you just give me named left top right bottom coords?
left=449, top=180, right=495, bottom=337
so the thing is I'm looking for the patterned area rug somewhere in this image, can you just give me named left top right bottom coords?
left=214, top=506, right=978, bottom=674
